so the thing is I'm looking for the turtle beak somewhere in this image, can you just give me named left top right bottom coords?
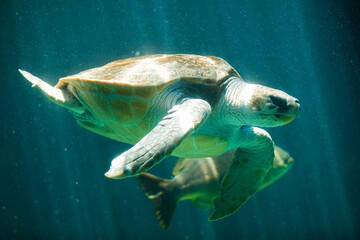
left=287, top=99, right=300, bottom=119
left=270, top=95, right=300, bottom=124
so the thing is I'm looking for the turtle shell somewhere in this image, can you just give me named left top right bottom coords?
left=57, top=54, right=241, bottom=89
left=54, top=54, right=240, bottom=147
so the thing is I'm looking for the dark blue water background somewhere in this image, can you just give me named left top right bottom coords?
left=1, top=0, right=359, bottom=239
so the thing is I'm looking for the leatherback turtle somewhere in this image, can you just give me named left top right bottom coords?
left=19, top=54, right=300, bottom=219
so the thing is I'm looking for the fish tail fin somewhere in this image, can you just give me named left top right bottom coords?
left=137, top=173, right=177, bottom=230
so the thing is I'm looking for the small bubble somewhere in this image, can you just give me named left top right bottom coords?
left=75, top=181, right=79, bottom=185
left=12, top=130, right=16, bottom=134
left=64, top=148, right=68, bottom=151
left=135, top=50, right=140, bottom=56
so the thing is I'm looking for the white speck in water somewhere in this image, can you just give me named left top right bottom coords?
left=12, top=130, right=15, bottom=134
left=64, top=148, right=68, bottom=151
left=135, top=50, right=140, bottom=57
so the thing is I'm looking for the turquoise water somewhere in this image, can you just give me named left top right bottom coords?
left=1, top=0, right=359, bottom=239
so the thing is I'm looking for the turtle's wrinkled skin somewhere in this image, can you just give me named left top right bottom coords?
left=19, top=54, right=300, bottom=220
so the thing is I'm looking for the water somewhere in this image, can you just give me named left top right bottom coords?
left=1, top=0, right=359, bottom=239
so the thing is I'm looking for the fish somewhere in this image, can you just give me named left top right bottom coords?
left=137, top=145, right=294, bottom=229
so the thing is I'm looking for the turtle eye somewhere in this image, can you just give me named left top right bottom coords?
left=270, top=95, right=287, bottom=108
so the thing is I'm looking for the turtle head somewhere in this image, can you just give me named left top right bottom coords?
left=219, top=80, right=300, bottom=127
left=246, top=84, right=300, bottom=127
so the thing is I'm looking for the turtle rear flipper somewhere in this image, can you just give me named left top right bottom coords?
left=19, top=69, right=84, bottom=114
left=209, top=126, right=274, bottom=220
left=105, top=98, right=212, bottom=179
left=137, top=173, right=177, bottom=230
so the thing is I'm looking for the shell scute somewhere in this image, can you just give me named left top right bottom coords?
left=135, top=86, right=158, bottom=99
left=127, top=125, right=147, bottom=139
left=98, top=83, right=114, bottom=96
left=109, top=100, right=134, bottom=124
left=130, top=100, right=149, bottom=119
left=113, top=85, right=134, bottom=97
left=89, top=96, right=113, bottom=121
left=138, top=118, right=150, bottom=132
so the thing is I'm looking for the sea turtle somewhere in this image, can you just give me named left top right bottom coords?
left=137, top=145, right=295, bottom=229
left=19, top=54, right=300, bottom=220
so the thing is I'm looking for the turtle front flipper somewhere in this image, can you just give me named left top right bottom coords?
left=105, top=99, right=212, bottom=179
left=209, top=126, right=274, bottom=220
